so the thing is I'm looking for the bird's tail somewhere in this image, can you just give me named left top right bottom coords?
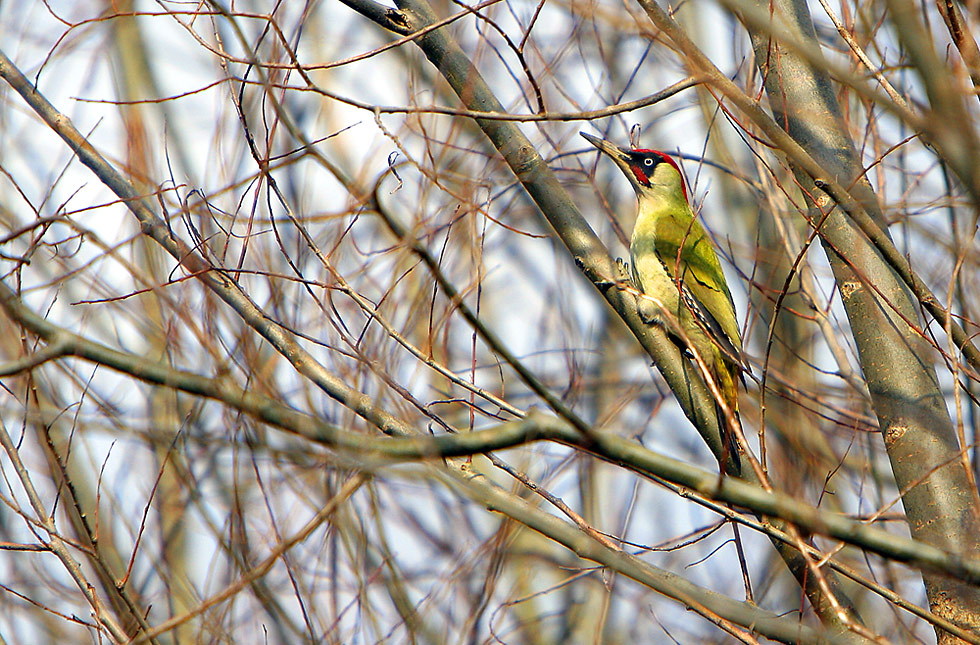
left=714, top=358, right=742, bottom=475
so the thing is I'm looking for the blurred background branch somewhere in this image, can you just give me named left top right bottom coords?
left=1, top=0, right=979, bottom=641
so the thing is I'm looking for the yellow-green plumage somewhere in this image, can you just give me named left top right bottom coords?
left=582, top=133, right=742, bottom=420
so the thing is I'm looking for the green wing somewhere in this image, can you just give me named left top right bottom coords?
left=654, top=213, right=742, bottom=359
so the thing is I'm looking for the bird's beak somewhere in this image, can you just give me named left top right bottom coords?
left=581, top=132, right=639, bottom=188
left=580, top=132, right=631, bottom=163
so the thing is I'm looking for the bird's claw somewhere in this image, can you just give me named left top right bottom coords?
left=577, top=256, right=630, bottom=293
left=601, top=257, right=634, bottom=292
left=615, top=258, right=630, bottom=281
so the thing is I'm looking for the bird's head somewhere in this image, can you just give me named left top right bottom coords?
left=581, top=132, right=687, bottom=204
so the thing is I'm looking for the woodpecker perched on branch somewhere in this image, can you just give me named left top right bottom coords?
left=581, top=132, right=743, bottom=449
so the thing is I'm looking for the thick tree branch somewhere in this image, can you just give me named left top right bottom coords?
left=7, top=279, right=980, bottom=599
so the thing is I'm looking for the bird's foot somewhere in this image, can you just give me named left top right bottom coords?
left=577, top=257, right=631, bottom=293
left=636, top=297, right=659, bottom=325
left=615, top=257, right=630, bottom=282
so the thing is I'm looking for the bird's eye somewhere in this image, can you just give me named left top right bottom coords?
left=643, top=158, right=655, bottom=167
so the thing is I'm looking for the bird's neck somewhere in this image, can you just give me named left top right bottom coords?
left=634, top=189, right=691, bottom=233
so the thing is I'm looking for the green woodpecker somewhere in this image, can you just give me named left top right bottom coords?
left=581, top=132, right=743, bottom=426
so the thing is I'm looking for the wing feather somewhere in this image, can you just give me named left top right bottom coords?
left=653, top=215, right=742, bottom=362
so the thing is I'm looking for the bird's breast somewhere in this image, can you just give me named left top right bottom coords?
left=629, top=241, right=682, bottom=312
